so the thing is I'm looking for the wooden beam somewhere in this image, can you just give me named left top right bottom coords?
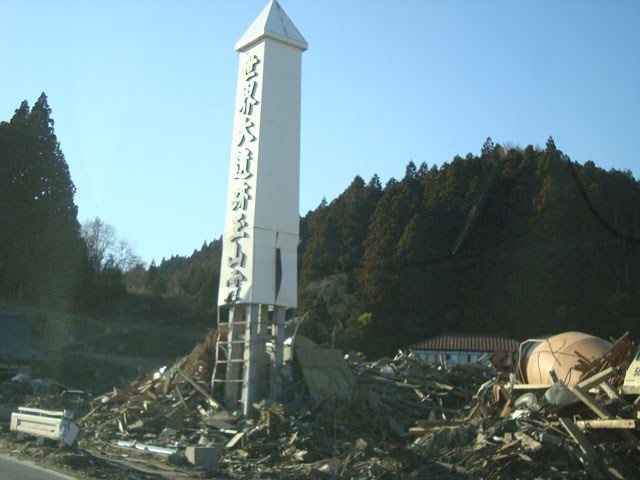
left=577, top=367, right=617, bottom=391
left=414, top=419, right=465, bottom=428
left=177, top=368, right=221, bottom=409
left=512, top=383, right=551, bottom=391
left=226, top=431, right=245, bottom=449
left=571, top=386, right=640, bottom=449
left=559, top=417, right=606, bottom=479
left=599, top=381, right=627, bottom=405
left=576, top=419, right=638, bottom=430
left=571, top=385, right=612, bottom=419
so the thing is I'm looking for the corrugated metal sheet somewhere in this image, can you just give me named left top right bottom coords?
left=410, top=333, right=519, bottom=353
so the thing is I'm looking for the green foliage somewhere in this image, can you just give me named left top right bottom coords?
left=0, top=96, right=140, bottom=314
left=297, top=140, right=640, bottom=357
left=343, top=312, right=374, bottom=352
left=6, top=93, right=632, bottom=363
left=125, top=240, right=222, bottom=313
left=0, top=94, right=84, bottom=311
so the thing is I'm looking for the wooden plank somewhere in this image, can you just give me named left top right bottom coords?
left=577, top=367, right=617, bottom=391
left=514, top=431, right=542, bottom=451
left=137, top=380, right=153, bottom=393
left=173, top=386, right=189, bottom=410
left=512, top=384, right=551, bottom=391
left=599, top=381, right=627, bottom=405
left=17, top=407, right=71, bottom=418
left=433, top=381, right=455, bottom=391
left=79, top=404, right=103, bottom=423
left=498, top=384, right=513, bottom=417
left=498, top=402, right=513, bottom=419
left=568, top=389, right=640, bottom=450
left=414, top=419, right=465, bottom=428
left=559, top=417, right=606, bottom=479
left=177, top=368, right=222, bottom=409
left=225, top=431, right=245, bottom=449
left=571, top=385, right=640, bottom=449
left=601, top=460, right=627, bottom=480
left=408, top=427, right=427, bottom=435
left=499, top=385, right=512, bottom=402
left=576, top=419, right=638, bottom=430
left=570, top=385, right=612, bottom=419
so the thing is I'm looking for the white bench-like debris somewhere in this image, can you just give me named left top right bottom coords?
left=10, top=407, right=79, bottom=446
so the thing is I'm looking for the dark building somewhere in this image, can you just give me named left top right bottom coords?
left=0, top=309, right=45, bottom=379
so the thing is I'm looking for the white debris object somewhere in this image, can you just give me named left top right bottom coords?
left=622, top=345, right=640, bottom=394
left=10, top=407, right=79, bottom=446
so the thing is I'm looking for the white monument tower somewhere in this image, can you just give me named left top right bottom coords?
left=215, top=1, right=307, bottom=415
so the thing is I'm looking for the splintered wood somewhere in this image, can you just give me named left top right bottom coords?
left=1, top=331, right=638, bottom=479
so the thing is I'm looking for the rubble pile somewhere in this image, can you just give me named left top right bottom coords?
left=0, top=374, right=66, bottom=407
left=0, top=331, right=639, bottom=479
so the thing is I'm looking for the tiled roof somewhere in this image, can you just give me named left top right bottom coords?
left=409, top=333, right=519, bottom=353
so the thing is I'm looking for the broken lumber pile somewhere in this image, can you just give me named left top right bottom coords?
left=1, top=331, right=638, bottom=479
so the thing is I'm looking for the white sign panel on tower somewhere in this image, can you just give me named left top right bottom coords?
left=218, top=0, right=307, bottom=308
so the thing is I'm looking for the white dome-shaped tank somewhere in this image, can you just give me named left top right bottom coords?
left=519, top=331, right=612, bottom=386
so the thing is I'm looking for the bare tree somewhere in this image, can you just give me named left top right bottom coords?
left=81, top=217, right=142, bottom=272
left=501, top=141, right=523, bottom=154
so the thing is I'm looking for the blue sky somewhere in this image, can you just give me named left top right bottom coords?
left=2, top=0, right=639, bottom=265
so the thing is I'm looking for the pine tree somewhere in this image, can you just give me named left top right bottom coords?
left=0, top=94, right=83, bottom=309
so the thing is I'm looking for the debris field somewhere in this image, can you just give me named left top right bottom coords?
left=1, top=330, right=639, bottom=479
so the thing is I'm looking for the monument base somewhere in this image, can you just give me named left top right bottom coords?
left=213, top=304, right=288, bottom=416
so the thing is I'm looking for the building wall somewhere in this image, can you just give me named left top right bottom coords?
left=413, top=349, right=490, bottom=366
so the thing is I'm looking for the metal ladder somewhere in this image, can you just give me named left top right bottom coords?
left=211, top=304, right=286, bottom=416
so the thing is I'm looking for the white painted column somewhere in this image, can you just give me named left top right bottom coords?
left=241, top=304, right=259, bottom=416
left=270, top=306, right=286, bottom=400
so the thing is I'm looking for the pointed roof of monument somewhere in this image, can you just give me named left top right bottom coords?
left=235, top=0, right=308, bottom=52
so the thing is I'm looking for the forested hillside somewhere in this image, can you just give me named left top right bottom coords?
left=1, top=96, right=213, bottom=387
left=125, top=240, right=222, bottom=312
left=2, top=95, right=638, bottom=359
left=297, top=138, right=640, bottom=356
left=139, top=138, right=640, bottom=357
left=1, top=95, right=139, bottom=313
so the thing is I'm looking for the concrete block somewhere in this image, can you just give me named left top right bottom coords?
left=185, top=446, right=220, bottom=471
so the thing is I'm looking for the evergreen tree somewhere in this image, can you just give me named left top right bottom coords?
left=481, top=137, right=496, bottom=157
left=298, top=139, right=639, bottom=356
left=105, top=136, right=640, bottom=358
left=0, top=94, right=84, bottom=309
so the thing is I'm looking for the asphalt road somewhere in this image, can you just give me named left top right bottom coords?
left=0, top=454, right=76, bottom=480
